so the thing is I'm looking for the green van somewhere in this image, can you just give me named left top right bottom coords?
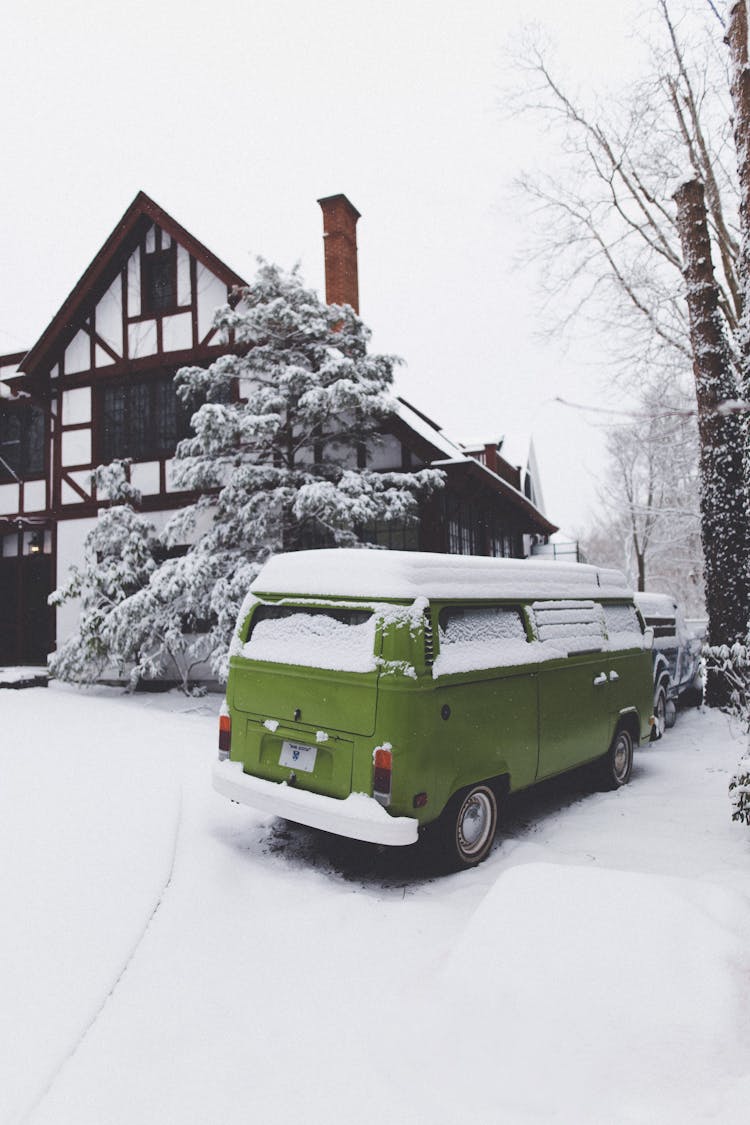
left=213, top=549, right=655, bottom=869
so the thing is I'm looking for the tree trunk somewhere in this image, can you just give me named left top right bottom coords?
left=673, top=179, right=749, bottom=706
left=728, top=5, right=750, bottom=383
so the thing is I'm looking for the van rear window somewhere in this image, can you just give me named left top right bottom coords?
left=243, top=605, right=377, bottom=673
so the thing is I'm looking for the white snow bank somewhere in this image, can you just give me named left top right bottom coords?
left=8, top=692, right=749, bottom=1125
left=425, top=861, right=750, bottom=1122
left=0, top=685, right=194, bottom=1125
left=0, top=665, right=48, bottom=684
left=251, top=548, right=631, bottom=601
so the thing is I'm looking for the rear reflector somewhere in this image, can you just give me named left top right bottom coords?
left=219, top=713, right=231, bottom=759
left=372, top=745, right=392, bottom=806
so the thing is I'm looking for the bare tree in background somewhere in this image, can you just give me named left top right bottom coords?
left=513, top=0, right=739, bottom=385
left=513, top=1, right=750, bottom=663
left=584, top=391, right=705, bottom=612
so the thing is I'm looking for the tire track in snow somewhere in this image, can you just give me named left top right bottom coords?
left=17, top=785, right=184, bottom=1125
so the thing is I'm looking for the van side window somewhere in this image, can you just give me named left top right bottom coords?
left=602, top=603, right=642, bottom=642
left=438, top=605, right=527, bottom=647
left=531, top=600, right=606, bottom=653
left=432, top=605, right=530, bottom=677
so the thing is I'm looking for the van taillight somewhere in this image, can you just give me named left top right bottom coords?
left=372, top=745, right=392, bottom=807
left=218, top=713, right=231, bottom=760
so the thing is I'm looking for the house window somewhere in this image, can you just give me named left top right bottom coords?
left=489, top=529, right=516, bottom=558
left=0, top=402, right=45, bottom=480
left=100, top=374, right=191, bottom=462
left=362, top=519, right=420, bottom=551
left=142, top=246, right=177, bottom=314
left=445, top=497, right=477, bottom=555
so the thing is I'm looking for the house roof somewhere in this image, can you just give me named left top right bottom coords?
left=20, top=190, right=248, bottom=379
left=394, top=397, right=557, bottom=536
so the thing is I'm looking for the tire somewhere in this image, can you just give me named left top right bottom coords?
left=437, top=784, right=498, bottom=871
left=654, top=687, right=667, bottom=740
left=598, top=726, right=634, bottom=791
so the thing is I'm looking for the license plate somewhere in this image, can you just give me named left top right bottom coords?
left=279, top=740, right=318, bottom=773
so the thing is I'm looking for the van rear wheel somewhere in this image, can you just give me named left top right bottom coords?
left=598, top=727, right=633, bottom=791
left=438, top=784, right=498, bottom=871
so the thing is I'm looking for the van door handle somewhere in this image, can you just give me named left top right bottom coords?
left=593, top=673, right=607, bottom=686
left=609, top=670, right=619, bottom=682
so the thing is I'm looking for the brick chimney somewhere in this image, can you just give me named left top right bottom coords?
left=317, top=193, right=361, bottom=313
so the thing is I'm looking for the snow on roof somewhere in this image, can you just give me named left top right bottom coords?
left=251, top=549, right=631, bottom=601
left=394, top=398, right=468, bottom=461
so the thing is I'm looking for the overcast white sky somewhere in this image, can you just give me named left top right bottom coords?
left=1, top=0, right=663, bottom=535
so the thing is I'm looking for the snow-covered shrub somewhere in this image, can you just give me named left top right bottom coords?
left=103, top=551, right=216, bottom=695
left=48, top=463, right=160, bottom=685
left=704, top=641, right=750, bottom=824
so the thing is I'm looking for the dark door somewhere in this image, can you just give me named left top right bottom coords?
left=0, top=557, right=20, bottom=664
left=0, top=554, right=53, bottom=665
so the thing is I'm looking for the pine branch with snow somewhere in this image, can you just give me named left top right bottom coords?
left=48, top=462, right=161, bottom=685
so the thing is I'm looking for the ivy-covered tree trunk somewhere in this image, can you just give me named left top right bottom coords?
left=722, top=1, right=750, bottom=819
left=673, top=178, right=749, bottom=706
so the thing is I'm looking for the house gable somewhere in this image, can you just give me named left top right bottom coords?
left=22, top=191, right=246, bottom=383
left=13, top=192, right=248, bottom=514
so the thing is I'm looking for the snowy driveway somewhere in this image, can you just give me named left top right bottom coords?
left=2, top=685, right=749, bottom=1124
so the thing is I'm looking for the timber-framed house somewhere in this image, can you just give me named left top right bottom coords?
left=0, top=191, right=555, bottom=668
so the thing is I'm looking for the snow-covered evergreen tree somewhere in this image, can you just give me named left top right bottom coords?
left=48, top=462, right=160, bottom=685
left=140, top=260, right=443, bottom=681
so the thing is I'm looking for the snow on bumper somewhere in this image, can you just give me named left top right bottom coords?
left=212, top=759, right=419, bottom=846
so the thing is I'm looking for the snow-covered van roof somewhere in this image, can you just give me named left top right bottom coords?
left=251, top=549, right=632, bottom=601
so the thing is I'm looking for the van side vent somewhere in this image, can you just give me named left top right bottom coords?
left=423, top=610, right=435, bottom=667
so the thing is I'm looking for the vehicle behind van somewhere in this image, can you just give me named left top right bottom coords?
left=634, top=591, right=704, bottom=732
left=213, top=550, right=655, bottom=869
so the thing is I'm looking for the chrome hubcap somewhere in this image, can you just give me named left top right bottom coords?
left=457, top=790, right=494, bottom=857
left=656, top=694, right=666, bottom=736
left=613, top=733, right=630, bottom=781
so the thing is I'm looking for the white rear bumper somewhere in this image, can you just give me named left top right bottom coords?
left=212, top=759, right=419, bottom=846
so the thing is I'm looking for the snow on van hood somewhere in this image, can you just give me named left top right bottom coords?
left=250, top=549, right=631, bottom=601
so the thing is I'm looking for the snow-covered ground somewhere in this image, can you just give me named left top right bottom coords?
left=2, top=684, right=749, bottom=1124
